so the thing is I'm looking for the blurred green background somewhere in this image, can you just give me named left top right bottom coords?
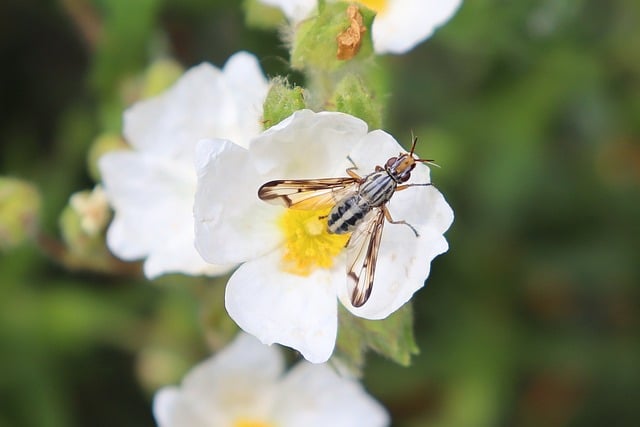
left=1, top=0, right=638, bottom=426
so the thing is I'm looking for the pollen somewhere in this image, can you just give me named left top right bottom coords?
left=234, top=419, right=273, bottom=427
left=278, top=208, right=350, bottom=276
left=357, top=0, right=388, bottom=14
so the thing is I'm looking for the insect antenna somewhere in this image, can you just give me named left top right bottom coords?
left=408, top=134, right=439, bottom=167
left=409, top=133, right=419, bottom=156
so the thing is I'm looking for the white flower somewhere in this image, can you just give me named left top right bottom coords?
left=194, top=110, right=453, bottom=363
left=365, top=0, right=463, bottom=54
left=99, top=52, right=269, bottom=279
left=153, top=333, right=390, bottom=427
left=258, top=0, right=462, bottom=54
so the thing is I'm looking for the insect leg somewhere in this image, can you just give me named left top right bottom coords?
left=346, top=156, right=373, bottom=180
left=382, top=205, right=419, bottom=237
left=346, top=155, right=358, bottom=168
left=345, top=157, right=364, bottom=180
left=396, top=183, right=432, bottom=191
left=346, top=168, right=363, bottom=179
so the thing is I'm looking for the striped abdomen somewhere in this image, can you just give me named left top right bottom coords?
left=327, top=172, right=396, bottom=234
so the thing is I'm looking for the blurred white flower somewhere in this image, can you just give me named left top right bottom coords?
left=363, top=0, right=462, bottom=54
left=258, top=0, right=462, bottom=54
left=194, top=110, right=453, bottom=362
left=99, top=52, right=269, bottom=279
left=153, top=333, right=389, bottom=427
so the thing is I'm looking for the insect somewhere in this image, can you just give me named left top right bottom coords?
left=258, top=136, right=434, bottom=307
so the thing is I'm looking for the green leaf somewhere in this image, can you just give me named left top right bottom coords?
left=334, top=302, right=419, bottom=375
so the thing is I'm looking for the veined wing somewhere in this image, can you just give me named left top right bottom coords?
left=258, top=177, right=358, bottom=210
left=345, top=208, right=385, bottom=307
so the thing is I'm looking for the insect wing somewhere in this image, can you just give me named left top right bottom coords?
left=345, top=208, right=385, bottom=307
left=258, top=178, right=358, bottom=210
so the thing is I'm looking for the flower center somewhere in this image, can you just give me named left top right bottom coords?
left=234, top=419, right=273, bottom=427
left=278, top=208, right=351, bottom=276
left=354, top=0, right=388, bottom=14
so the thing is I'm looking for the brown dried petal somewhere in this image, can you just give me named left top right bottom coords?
left=336, top=4, right=367, bottom=61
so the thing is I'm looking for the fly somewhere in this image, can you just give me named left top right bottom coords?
left=258, top=136, right=434, bottom=307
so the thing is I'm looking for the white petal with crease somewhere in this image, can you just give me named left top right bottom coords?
left=225, top=250, right=341, bottom=363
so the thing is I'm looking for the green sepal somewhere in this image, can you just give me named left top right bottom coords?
left=243, top=0, right=286, bottom=30
left=334, top=302, right=419, bottom=375
left=331, top=73, right=382, bottom=129
left=262, top=77, right=307, bottom=129
left=291, top=2, right=375, bottom=72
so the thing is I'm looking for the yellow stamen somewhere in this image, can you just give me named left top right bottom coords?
left=278, top=208, right=350, bottom=276
left=354, top=0, right=388, bottom=14
left=234, top=419, right=273, bottom=427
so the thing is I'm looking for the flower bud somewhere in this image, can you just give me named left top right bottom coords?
left=291, top=2, right=374, bottom=72
left=262, top=77, right=307, bottom=129
left=331, top=73, right=382, bottom=129
left=59, top=186, right=110, bottom=256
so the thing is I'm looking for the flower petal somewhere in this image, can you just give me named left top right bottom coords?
left=153, top=387, right=213, bottom=427
left=143, top=229, right=234, bottom=279
left=273, top=363, right=390, bottom=427
left=123, top=63, right=221, bottom=160
left=347, top=129, right=412, bottom=175
left=153, top=333, right=284, bottom=426
left=250, top=110, right=369, bottom=180
left=194, top=138, right=283, bottom=265
left=181, top=333, right=283, bottom=402
left=101, top=52, right=268, bottom=278
left=225, top=250, right=341, bottom=363
left=124, top=53, right=268, bottom=162
left=372, top=0, right=462, bottom=54
left=222, top=52, right=273, bottom=142
left=100, top=151, right=228, bottom=278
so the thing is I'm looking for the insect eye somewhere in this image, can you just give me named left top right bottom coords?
left=386, top=157, right=398, bottom=168
left=399, top=163, right=415, bottom=182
